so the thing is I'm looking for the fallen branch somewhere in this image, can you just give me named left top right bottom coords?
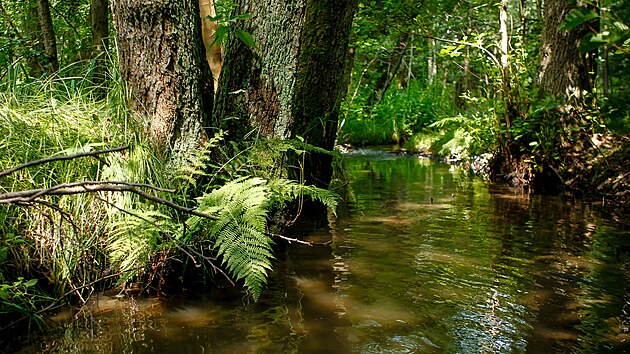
left=0, top=146, right=129, bottom=179
left=0, top=180, right=220, bottom=220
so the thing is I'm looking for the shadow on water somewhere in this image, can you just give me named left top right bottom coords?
left=5, top=147, right=630, bottom=353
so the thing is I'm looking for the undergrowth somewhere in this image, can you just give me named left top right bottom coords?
left=0, top=59, right=339, bottom=330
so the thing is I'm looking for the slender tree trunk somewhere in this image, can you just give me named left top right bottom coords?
left=499, top=0, right=515, bottom=132
left=90, top=0, right=109, bottom=89
left=23, top=0, right=45, bottom=76
left=199, top=0, right=222, bottom=94
left=111, top=0, right=213, bottom=166
left=427, top=38, right=436, bottom=85
left=91, top=0, right=108, bottom=53
left=36, top=0, right=58, bottom=72
left=365, top=31, right=409, bottom=108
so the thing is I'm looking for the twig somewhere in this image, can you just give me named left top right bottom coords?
left=267, top=232, right=332, bottom=246
left=93, top=193, right=232, bottom=285
left=0, top=146, right=129, bottom=178
left=419, top=33, right=501, bottom=68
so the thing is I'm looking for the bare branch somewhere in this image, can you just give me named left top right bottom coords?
left=0, top=146, right=129, bottom=179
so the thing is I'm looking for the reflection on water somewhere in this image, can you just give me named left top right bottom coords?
left=6, top=147, right=630, bottom=353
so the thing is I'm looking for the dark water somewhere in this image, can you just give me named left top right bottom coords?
left=10, top=148, right=630, bottom=353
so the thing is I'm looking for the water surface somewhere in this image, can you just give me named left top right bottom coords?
left=10, top=148, right=630, bottom=353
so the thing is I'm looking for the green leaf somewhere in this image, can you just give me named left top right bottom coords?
left=208, top=25, right=229, bottom=49
left=235, top=29, right=257, bottom=49
left=205, top=14, right=223, bottom=21
left=23, top=278, right=38, bottom=287
left=559, top=8, right=599, bottom=31
left=230, top=14, right=252, bottom=21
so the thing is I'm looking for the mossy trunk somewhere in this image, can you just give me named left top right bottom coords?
left=111, top=0, right=213, bottom=166
left=292, top=0, right=357, bottom=187
left=214, top=0, right=357, bottom=187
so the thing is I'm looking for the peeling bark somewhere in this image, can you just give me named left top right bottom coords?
left=199, top=0, right=222, bottom=93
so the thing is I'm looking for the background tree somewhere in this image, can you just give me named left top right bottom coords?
left=35, top=0, right=58, bottom=72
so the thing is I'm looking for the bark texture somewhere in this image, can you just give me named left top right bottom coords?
left=111, top=0, right=213, bottom=164
left=537, top=0, right=596, bottom=100
left=36, top=0, right=58, bottom=72
left=214, top=0, right=356, bottom=187
left=91, top=0, right=109, bottom=53
left=292, top=0, right=357, bottom=186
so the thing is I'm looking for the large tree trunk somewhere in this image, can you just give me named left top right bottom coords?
left=537, top=0, right=596, bottom=100
left=214, top=0, right=357, bottom=187
left=36, top=0, right=58, bottom=72
left=111, top=0, right=213, bottom=165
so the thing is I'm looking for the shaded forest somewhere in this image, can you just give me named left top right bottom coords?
left=0, top=0, right=628, bottom=333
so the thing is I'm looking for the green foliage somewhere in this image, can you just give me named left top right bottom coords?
left=339, top=82, right=449, bottom=146
left=0, top=58, right=134, bottom=324
left=205, top=0, right=257, bottom=49
left=560, top=4, right=630, bottom=54
left=0, top=0, right=106, bottom=76
left=186, top=176, right=337, bottom=300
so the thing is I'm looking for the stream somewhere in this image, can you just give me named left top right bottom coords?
left=10, top=147, right=630, bottom=353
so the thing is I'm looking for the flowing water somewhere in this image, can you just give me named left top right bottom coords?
left=9, top=147, right=630, bottom=353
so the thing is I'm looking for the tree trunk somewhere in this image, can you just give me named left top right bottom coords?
left=23, top=0, right=45, bottom=76
left=111, top=0, right=213, bottom=166
left=214, top=0, right=357, bottom=187
left=199, top=0, right=222, bottom=94
left=36, top=0, right=58, bottom=72
left=90, top=0, right=109, bottom=89
left=292, top=0, right=357, bottom=186
left=537, top=0, right=596, bottom=100
left=427, top=38, right=436, bottom=85
left=91, top=0, right=109, bottom=53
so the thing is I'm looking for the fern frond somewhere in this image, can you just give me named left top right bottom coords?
left=266, top=178, right=338, bottom=214
left=190, top=177, right=274, bottom=300
left=108, top=209, right=173, bottom=278
left=185, top=176, right=337, bottom=300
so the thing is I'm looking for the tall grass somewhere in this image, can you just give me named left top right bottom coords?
left=0, top=58, right=136, bottom=327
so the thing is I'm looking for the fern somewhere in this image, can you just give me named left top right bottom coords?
left=188, top=177, right=273, bottom=299
left=186, top=176, right=338, bottom=300
left=108, top=209, right=175, bottom=281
